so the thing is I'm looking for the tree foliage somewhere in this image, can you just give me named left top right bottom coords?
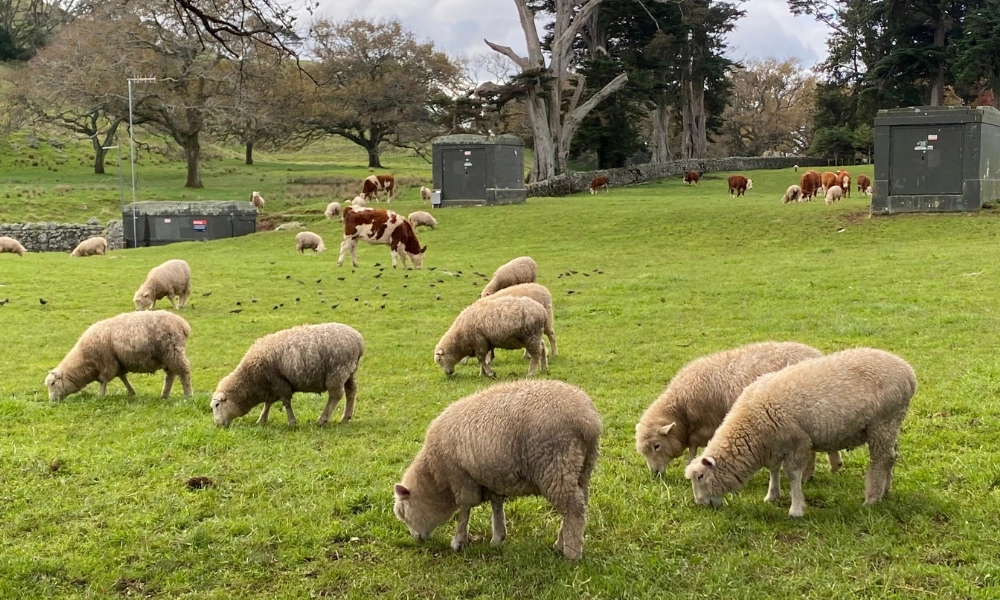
left=722, top=58, right=816, bottom=156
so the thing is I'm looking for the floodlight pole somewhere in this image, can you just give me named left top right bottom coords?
left=101, top=145, right=125, bottom=214
left=127, top=77, right=156, bottom=248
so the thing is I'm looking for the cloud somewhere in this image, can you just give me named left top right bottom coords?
left=726, top=0, right=829, bottom=67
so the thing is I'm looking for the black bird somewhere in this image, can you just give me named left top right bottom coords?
left=331, top=304, right=339, bottom=309
left=316, top=279, right=322, bottom=283
left=381, top=293, right=388, bottom=297
left=236, top=301, right=242, bottom=306
left=374, top=273, right=382, bottom=279
left=286, top=275, right=291, bottom=279
left=230, top=309, right=243, bottom=314
left=251, top=297, right=257, bottom=303
left=273, top=305, right=279, bottom=310
left=374, top=263, right=381, bottom=267
left=297, top=280, right=304, bottom=285
left=354, top=297, right=359, bottom=301
left=39, top=298, right=47, bottom=305
left=428, top=267, right=437, bottom=271
left=0, top=298, right=8, bottom=306
left=337, top=277, right=345, bottom=281
left=202, top=292, right=212, bottom=297
left=380, top=304, right=385, bottom=310
left=295, top=297, right=300, bottom=302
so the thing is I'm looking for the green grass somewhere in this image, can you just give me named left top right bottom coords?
left=2, top=153, right=1000, bottom=599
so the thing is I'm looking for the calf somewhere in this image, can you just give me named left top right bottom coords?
left=837, top=170, right=852, bottom=198
left=361, top=174, right=396, bottom=202
left=338, top=207, right=426, bottom=270
left=799, top=171, right=822, bottom=201
left=589, top=176, right=610, bottom=194
left=820, top=171, right=839, bottom=193
left=727, top=175, right=752, bottom=197
left=857, top=174, right=872, bottom=196
left=684, top=171, right=701, bottom=185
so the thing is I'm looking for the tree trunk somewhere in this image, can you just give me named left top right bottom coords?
left=91, top=137, right=107, bottom=175
left=651, top=102, right=671, bottom=163
left=245, top=141, right=254, bottom=166
left=681, top=72, right=707, bottom=159
left=366, top=143, right=383, bottom=169
left=183, top=133, right=203, bottom=188
left=929, top=16, right=946, bottom=106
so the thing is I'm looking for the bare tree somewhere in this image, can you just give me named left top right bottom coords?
left=0, top=0, right=81, bottom=62
left=723, top=58, right=816, bottom=156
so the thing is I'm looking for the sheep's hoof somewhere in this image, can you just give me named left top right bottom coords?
left=450, top=538, right=466, bottom=552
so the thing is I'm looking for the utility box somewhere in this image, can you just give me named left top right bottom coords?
left=431, top=134, right=526, bottom=206
left=123, top=201, right=257, bottom=248
left=872, top=105, right=1000, bottom=215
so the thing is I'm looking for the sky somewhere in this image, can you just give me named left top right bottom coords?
left=319, top=0, right=831, bottom=76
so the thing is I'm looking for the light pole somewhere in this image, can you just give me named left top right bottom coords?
left=127, top=77, right=156, bottom=248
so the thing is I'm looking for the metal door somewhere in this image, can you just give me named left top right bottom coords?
left=924, top=125, right=964, bottom=194
left=441, top=148, right=487, bottom=200
left=890, top=126, right=964, bottom=195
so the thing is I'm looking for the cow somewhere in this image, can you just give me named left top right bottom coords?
left=589, top=176, right=610, bottom=194
left=683, top=171, right=701, bottom=185
left=820, top=171, right=839, bottom=194
left=338, top=207, right=426, bottom=270
left=727, top=175, right=752, bottom=197
left=837, top=170, right=852, bottom=198
left=361, top=174, right=396, bottom=202
left=857, top=174, right=872, bottom=196
left=799, top=171, right=822, bottom=201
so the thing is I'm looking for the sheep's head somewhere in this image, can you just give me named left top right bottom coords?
left=44, top=369, right=76, bottom=401
left=210, top=380, right=249, bottom=426
left=685, top=455, right=736, bottom=509
left=635, top=421, right=686, bottom=476
left=434, top=346, right=458, bottom=375
left=393, top=483, right=457, bottom=543
left=133, top=290, right=154, bottom=311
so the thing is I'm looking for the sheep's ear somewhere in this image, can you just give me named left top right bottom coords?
left=701, top=456, right=716, bottom=468
left=394, top=484, right=410, bottom=498
left=657, top=422, right=676, bottom=436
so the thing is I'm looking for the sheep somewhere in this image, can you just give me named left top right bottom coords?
left=393, top=379, right=601, bottom=559
left=250, top=191, right=265, bottom=211
left=210, top=323, right=364, bottom=427
left=635, top=342, right=841, bottom=477
left=325, top=201, right=342, bottom=220
left=420, top=186, right=432, bottom=202
left=434, top=296, right=548, bottom=378
left=0, top=236, right=26, bottom=256
left=295, top=231, right=326, bottom=253
left=685, top=348, right=916, bottom=517
left=133, top=259, right=191, bottom=311
left=825, top=185, right=843, bottom=205
left=71, top=236, right=108, bottom=257
left=480, top=256, right=537, bottom=298
left=407, top=211, right=437, bottom=230
left=781, top=185, right=802, bottom=204
left=485, top=282, right=557, bottom=357
left=793, top=164, right=799, bottom=172
left=44, top=310, right=192, bottom=401
left=351, top=195, right=366, bottom=208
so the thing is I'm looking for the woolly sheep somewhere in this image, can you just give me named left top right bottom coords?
left=250, top=191, right=265, bottom=211
left=793, top=164, right=799, bottom=172
left=351, top=195, right=366, bottom=208
left=407, top=211, right=437, bottom=229
left=485, top=282, right=557, bottom=357
left=635, top=342, right=840, bottom=476
left=685, top=348, right=916, bottom=517
left=781, top=185, right=802, bottom=204
left=210, top=323, right=364, bottom=427
left=133, top=259, right=191, bottom=311
left=45, top=310, right=192, bottom=401
left=434, top=296, right=548, bottom=378
left=480, top=256, right=537, bottom=298
left=420, top=186, right=432, bottom=202
left=393, top=379, right=601, bottom=559
left=325, top=201, right=341, bottom=220
left=71, top=236, right=108, bottom=257
left=825, top=185, right=843, bottom=205
left=0, top=236, right=26, bottom=256
left=295, top=231, right=326, bottom=253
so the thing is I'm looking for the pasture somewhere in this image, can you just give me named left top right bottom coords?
left=2, top=153, right=1000, bottom=599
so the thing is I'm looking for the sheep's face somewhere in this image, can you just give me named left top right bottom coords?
left=133, top=290, right=154, bottom=311
left=393, top=483, right=457, bottom=542
left=211, top=390, right=247, bottom=427
left=635, top=421, right=686, bottom=476
left=434, top=347, right=458, bottom=375
left=44, top=370, right=75, bottom=401
left=685, top=456, right=729, bottom=508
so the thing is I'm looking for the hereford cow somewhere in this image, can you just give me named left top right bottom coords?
left=857, top=174, right=872, bottom=196
left=837, top=170, right=852, bottom=198
left=338, top=207, right=426, bottom=270
left=684, top=171, right=701, bottom=185
left=590, top=176, right=610, bottom=194
left=361, top=174, right=396, bottom=202
left=820, top=171, right=839, bottom=193
left=799, top=171, right=822, bottom=201
left=727, top=175, right=752, bottom=197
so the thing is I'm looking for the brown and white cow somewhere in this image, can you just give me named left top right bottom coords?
left=799, top=171, right=822, bottom=201
left=589, top=176, right=610, bottom=194
left=820, top=171, right=839, bottom=194
left=857, top=174, right=872, bottom=196
left=338, top=207, right=426, bottom=270
left=727, top=175, right=752, bottom=197
left=836, top=170, right=852, bottom=198
left=684, top=171, right=701, bottom=185
left=361, top=174, right=396, bottom=202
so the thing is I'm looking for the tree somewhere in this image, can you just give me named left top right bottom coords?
left=722, top=58, right=816, bottom=156
left=808, top=125, right=854, bottom=163
left=0, top=0, right=79, bottom=62
left=308, top=19, right=461, bottom=169
left=953, top=0, right=1000, bottom=109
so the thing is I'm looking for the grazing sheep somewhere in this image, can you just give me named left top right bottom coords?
left=351, top=195, right=366, bottom=208
left=44, top=310, right=192, bottom=401
left=295, top=231, right=326, bottom=253
left=325, top=201, right=342, bottom=220
left=250, top=191, right=265, bottom=211
left=727, top=175, right=752, bottom=197
left=0, top=236, right=26, bottom=256
left=71, top=236, right=108, bottom=257
left=781, top=185, right=802, bottom=204
left=210, top=323, right=364, bottom=427
left=407, top=211, right=437, bottom=230
left=486, top=282, right=557, bottom=357
left=480, top=256, right=537, bottom=298
left=393, top=379, right=601, bottom=559
left=275, top=222, right=305, bottom=231
left=635, top=342, right=840, bottom=476
left=133, top=259, right=191, bottom=311
left=794, top=164, right=799, bottom=172
left=685, top=348, right=916, bottom=517
left=420, top=186, right=432, bottom=202
left=825, top=185, right=843, bottom=205
left=858, top=174, right=872, bottom=196
left=434, top=296, right=548, bottom=378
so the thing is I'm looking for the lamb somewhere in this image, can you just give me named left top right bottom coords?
left=351, top=195, right=366, bottom=208
left=210, top=323, right=364, bottom=427
left=133, top=259, right=191, bottom=311
left=407, top=211, right=437, bottom=229
left=825, top=185, right=843, bottom=205
left=434, top=296, right=548, bottom=378
left=420, top=186, right=432, bottom=202
left=635, top=342, right=841, bottom=476
left=393, top=379, right=601, bottom=559
left=486, top=282, right=557, bottom=357
left=250, top=191, right=265, bottom=211
left=71, top=236, right=108, bottom=257
left=295, top=231, right=326, bottom=253
left=480, top=256, right=537, bottom=298
left=0, top=236, right=26, bottom=256
left=44, top=310, right=192, bottom=400
left=685, top=348, right=916, bottom=517
left=793, top=164, right=799, bottom=172
left=781, top=185, right=802, bottom=204
left=325, top=201, right=341, bottom=220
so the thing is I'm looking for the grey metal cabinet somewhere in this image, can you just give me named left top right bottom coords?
left=431, top=134, right=526, bottom=207
left=123, top=201, right=257, bottom=248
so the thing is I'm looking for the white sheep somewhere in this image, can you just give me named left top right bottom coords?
left=250, top=191, right=265, bottom=211
left=133, top=259, right=191, bottom=311
left=685, top=347, right=917, bottom=517
left=825, top=185, right=843, bottom=205
left=435, top=296, right=548, bottom=378
left=485, top=282, right=557, bottom=357
left=781, top=185, right=802, bottom=204
left=0, top=236, right=26, bottom=256
left=420, top=186, right=432, bottom=202
left=635, top=342, right=840, bottom=476
left=295, top=231, right=326, bottom=253
left=407, top=211, right=437, bottom=230
left=45, top=310, right=192, bottom=400
left=210, top=323, right=364, bottom=426
left=481, top=256, right=537, bottom=298
left=325, top=201, right=342, bottom=220
left=71, top=236, right=108, bottom=257
left=394, top=379, right=601, bottom=559
left=794, top=164, right=799, bottom=172
left=351, top=195, right=366, bottom=208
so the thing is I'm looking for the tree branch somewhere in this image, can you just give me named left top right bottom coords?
left=483, top=39, right=530, bottom=71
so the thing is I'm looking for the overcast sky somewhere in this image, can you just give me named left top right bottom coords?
left=319, top=0, right=830, bottom=74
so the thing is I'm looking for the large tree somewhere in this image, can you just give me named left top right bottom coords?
left=722, top=58, right=816, bottom=156
left=0, top=0, right=79, bottom=62
left=953, top=0, right=1000, bottom=109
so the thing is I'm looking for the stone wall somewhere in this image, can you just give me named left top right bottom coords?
left=526, top=156, right=829, bottom=197
left=0, top=218, right=125, bottom=253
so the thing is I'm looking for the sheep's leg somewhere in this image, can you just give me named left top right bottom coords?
left=341, top=374, right=357, bottom=423
left=280, top=398, right=298, bottom=426
left=161, top=372, right=175, bottom=398
left=450, top=506, right=471, bottom=551
left=476, top=347, right=496, bottom=378
left=317, top=383, right=345, bottom=426
left=489, top=495, right=507, bottom=546
left=552, top=487, right=587, bottom=560
left=98, top=380, right=108, bottom=398
left=687, top=446, right=698, bottom=464
left=546, top=324, right=558, bottom=358
left=256, top=402, right=272, bottom=424
left=804, top=453, right=816, bottom=481
left=764, top=466, right=782, bottom=502
left=119, top=374, right=136, bottom=397
left=827, top=451, right=843, bottom=473
left=167, top=293, right=178, bottom=309
left=864, top=427, right=900, bottom=505
left=179, top=287, right=190, bottom=308
left=784, top=451, right=811, bottom=518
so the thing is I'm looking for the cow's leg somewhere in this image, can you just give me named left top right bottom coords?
left=390, top=248, right=399, bottom=269
left=338, top=238, right=350, bottom=267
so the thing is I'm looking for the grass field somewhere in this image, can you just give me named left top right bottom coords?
left=2, top=145, right=1000, bottom=599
